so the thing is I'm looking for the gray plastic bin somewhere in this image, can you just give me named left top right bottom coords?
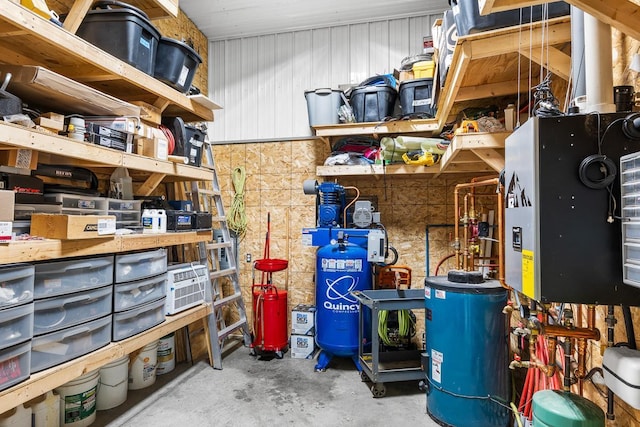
left=304, top=88, right=344, bottom=126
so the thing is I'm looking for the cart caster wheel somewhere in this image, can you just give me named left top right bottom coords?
left=274, top=351, right=284, bottom=359
left=360, top=371, right=371, bottom=382
left=371, top=383, right=386, bottom=398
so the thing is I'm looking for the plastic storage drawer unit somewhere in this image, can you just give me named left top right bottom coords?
left=115, top=248, right=167, bottom=283
left=0, top=302, right=33, bottom=351
left=33, top=285, right=113, bottom=335
left=76, top=2, right=160, bottom=75
left=0, top=341, right=31, bottom=392
left=399, top=78, right=435, bottom=117
left=34, top=255, right=114, bottom=299
left=31, top=315, right=112, bottom=373
left=43, top=193, right=107, bottom=216
left=349, top=85, right=397, bottom=123
left=113, top=273, right=167, bottom=312
left=0, top=263, right=34, bottom=310
left=112, top=296, right=166, bottom=341
left=154, top=37, right=202, bottom=93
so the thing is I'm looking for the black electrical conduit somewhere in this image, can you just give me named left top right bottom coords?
left=607, top=305, right=615, bottom=421
left=622, top=305, right=637, bottom=350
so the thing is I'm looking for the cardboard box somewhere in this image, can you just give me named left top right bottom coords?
left=137, top=136, right=168, bottom=161
left=291, top=304, right=316, bottom=335
left=41, top=112, right=65, bottom=122
left=0, top=149, right=38, bottom=170
left=0, top=190, right=15, bottom=221
left=290, top=334, right=316, bottom=359
left=30, top=214, right=116, bottom=240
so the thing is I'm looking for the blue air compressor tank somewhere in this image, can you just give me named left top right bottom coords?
left=315, top=240, right=371, bottom=368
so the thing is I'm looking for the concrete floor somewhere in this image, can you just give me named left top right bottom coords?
left=93, top=340, right=440, bottom=427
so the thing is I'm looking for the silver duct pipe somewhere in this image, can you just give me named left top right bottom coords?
left=570, top=6, right=585, bottom=101
left=584, top=13, right=616, bottom=113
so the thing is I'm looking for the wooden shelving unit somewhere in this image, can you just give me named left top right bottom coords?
left=0, top=1, right=216, bottom=122
left=0, top=303, right=212, bottom=414
left=316, top=132, right=509, bottom=176
left=0, top=0, right=221, bottom=410
left=312, top=16, right=570, bottom=177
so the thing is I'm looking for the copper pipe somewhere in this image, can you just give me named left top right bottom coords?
left=543, top=324, right=600, bottom=341
left=463, top=193, right=470, bottom=270
left=342, top=186, right=360, bottom=228
left=587, top=304, right=596, bottom=330
left=454, top=178, right=500, bottom=271
left=576, top=338, right=588, bottom=379
left=577, top=304, right=583, bottom=328
left=527, top=335, right=558, bottom=377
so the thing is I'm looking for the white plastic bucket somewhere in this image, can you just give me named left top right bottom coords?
left=156, top=332, right=175, bottom=375
left=97, top=356, right=129, bottom=410
left=25, top=390, right=59, bottom=427
left=0, top=405, right=32, bottom=427
left=54, top=370, right=100, bottom=427
left=128, top=341, right=159, bottom=390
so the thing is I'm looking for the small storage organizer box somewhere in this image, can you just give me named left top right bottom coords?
left=107, top=198, right=142, bottom=230
left=43, top=193, right=108, bottom=216
left=349, top=85, right=397, bottom=123
left=113, top=249, right=168, bottom=341
left=76, top=1, right=161, bottom=75
left=0, top=264, right=35, bottom=392
left=399, top=78, right=435, bottom=117
left=31, top=256, right=115, bottom=372
left=154, top=37, right=202, bottom=93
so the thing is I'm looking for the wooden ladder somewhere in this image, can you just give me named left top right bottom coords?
left=184, top=133, right=252, bottom=369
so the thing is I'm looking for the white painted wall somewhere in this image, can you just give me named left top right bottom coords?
left=207, top=13, right=444, bottom=142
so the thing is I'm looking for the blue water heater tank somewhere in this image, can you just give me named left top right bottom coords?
left=314, top=239, right=371, bottom=370
left=425, top=276, right=510, bottom=427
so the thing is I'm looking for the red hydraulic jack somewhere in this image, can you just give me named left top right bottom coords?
left=250, top=213, right=289, bottom=359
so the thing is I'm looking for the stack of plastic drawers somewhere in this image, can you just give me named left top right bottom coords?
left=107, top=198, right=142, bottom=231
left=43, top=193, right=108, bottom=216
left=112, top=248, right=167, bottom=341
left=31, top=256, right=114, bottom=372
left=0, top=264, right=34, bottom=391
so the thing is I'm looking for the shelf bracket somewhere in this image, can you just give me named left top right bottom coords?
left=136, top=172, right=166, bottom=197
left=62, top=0, right=93, bottom=34
left=470, top=148, right=505, bottom=172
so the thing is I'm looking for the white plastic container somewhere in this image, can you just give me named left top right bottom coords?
left=128, top=341, right=159, bottom=390
left=142, top=209, right=158, bottom=234
left=604, top=347, right=640, bottom=409
left=54, top=370, right=100, bottom=427
left=156, top=332, right=175, bottom=375
left=97, top=356, right=129, bottom=410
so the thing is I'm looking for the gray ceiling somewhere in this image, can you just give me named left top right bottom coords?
left=179, top=0, right=448, bottom=40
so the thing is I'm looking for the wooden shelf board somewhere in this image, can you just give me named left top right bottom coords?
left=313, top=118, right=438, bottom=138
left=0, top=232, right=211, bottom=263
left=478, top=0, right=640, bottom=43
left=0, top=1, right=213, bottom=121
left=0, top=304, right=212, bottom=414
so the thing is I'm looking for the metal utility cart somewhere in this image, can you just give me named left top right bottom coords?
left=353, top=288, right=425, bottom=398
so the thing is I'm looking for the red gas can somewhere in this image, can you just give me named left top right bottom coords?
left=251, top=284, right=288, bottom=356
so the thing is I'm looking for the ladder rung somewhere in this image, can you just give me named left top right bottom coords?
left=214, top=292, right=243, bottom=308
left=210, top=268, right=236, bottom=279
left=193, top=188, right=221, bottom=196
left=211, top=216, right=226, bottom=222
left=217, top=319, right=248, bottom=341
left=206, top=242, right=232, bottom=250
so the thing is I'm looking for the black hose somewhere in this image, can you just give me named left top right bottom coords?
left=563, top=339, right=572, bottom=391
left=623, top=305, right=637, bottom=350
